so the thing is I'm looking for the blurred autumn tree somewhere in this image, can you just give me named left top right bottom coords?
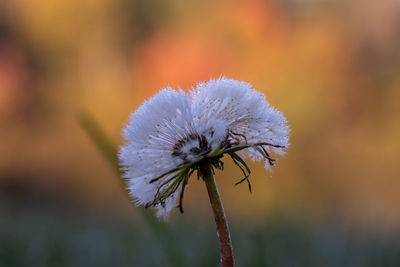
left=0, top=0, right=399, bottom=231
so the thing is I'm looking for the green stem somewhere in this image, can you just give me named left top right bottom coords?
left=203, top=165, right=235, bottom=267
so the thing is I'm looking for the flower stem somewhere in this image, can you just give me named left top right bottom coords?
left=203, top=165, right=235, bottom=267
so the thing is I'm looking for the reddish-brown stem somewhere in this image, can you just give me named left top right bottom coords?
left=203, top=165, right=235, bottom=267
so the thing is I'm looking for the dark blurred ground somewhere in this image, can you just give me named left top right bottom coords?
left=1, top=207, right=399, bottom=266
left=0, top=0, right=400, bottom=266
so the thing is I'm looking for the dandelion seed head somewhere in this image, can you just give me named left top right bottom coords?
left=120, top=78, right=290, bottom=219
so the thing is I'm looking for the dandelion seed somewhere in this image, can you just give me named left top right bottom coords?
left=119, top=78, right=290, bottom=266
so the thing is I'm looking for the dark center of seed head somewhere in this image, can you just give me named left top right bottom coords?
left=171, top=133, right=212, bottom=162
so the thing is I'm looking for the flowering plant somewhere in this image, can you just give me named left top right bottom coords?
left=120, top=78, right=289, bottom=266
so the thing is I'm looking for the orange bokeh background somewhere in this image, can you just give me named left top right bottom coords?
left=1, top=0, right=399, bottom=231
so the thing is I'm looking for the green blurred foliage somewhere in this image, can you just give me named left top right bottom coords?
left=1, top=209, right=399, bottom=266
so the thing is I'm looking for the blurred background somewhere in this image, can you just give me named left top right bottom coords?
left=1, top=0, right=400, bottom=266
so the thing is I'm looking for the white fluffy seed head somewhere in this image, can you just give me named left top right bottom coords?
left=119, top=78, right=290, bottom=219
left=192, top=78, right=290, bottom=157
